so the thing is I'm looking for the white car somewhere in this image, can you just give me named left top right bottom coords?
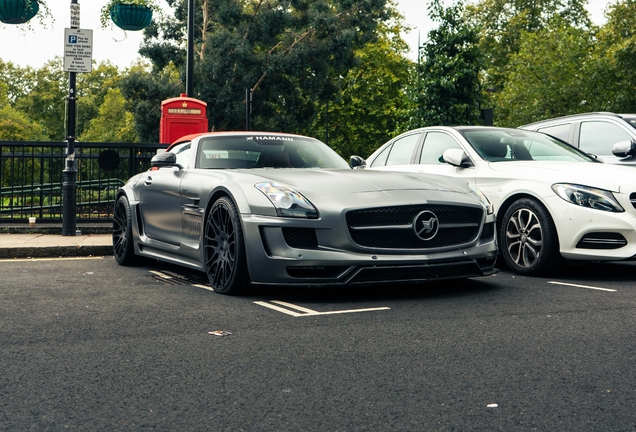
left=356, top=126, right=636, bottom=276
left=520, top=112, right=636, bottom=167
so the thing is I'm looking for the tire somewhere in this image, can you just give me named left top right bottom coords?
left=204, top=196, right=250, bottom=294
left=112, top=195, right=139, bottom=266
left=499, top=198, right=563, bottom=276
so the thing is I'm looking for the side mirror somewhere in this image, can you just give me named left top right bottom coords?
left=349, top=155, right=367, bottom=169
left=442, top=148, right=473, bottom=167
left=151, top=151, right=180, bottom=167
left=612, top=140, right=636, bottom=158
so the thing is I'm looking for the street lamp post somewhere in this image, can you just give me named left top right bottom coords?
left=186, top=0, right=194, bottom=97
left=325, top=100, right=329, bottom=145
left=62, top=1, right=191, bottom=235
left=62, top=0, right=79, bottom=236
left=245, top=88, right=252, bottom=130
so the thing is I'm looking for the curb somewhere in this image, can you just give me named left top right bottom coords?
left=0, top=225, right=112, bottom=235
left=0, top=245, right=113, bottom=260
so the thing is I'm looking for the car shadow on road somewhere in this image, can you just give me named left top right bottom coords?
left=144, top=260, right=503, bottom=303
left=245, top=276, right=502, bottom=305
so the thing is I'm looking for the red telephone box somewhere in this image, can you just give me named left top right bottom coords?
left=159, top=94, right=208, bottom=144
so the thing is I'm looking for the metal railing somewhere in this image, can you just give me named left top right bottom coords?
left=1, top=141, right=164, bottom=223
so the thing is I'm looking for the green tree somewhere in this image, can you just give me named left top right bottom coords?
left=79, top=88, right=139, bottom=142
left=466, top=0, right=592, bottom=94
left=0, top=80, right=46, bottom=141
left=593, top=0, right=636, bottom=112
left=0, top=60, right=38, bottom=105
left=76, top=62, right=125, bottom=139
left=0, top=60, right=53, bottom=140
left=0, top=106, right=46, bottom=141
left=0, top=81, right=48, bottom=190
left=492, top=17, right=596, bottom=126
left=118, top=61, right=182, bottom=142
left=140, top=0, right=390, bottom=133
left=311, top=21, right=414, bottom=158
left=13, top=58, right=67, bottom=141
left=1, top=58, right=144, bottom=143
left=413, top=0, right=482, bottom=127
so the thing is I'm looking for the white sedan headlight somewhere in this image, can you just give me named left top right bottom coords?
left=255, top=182, right=318, bottom=218
left=470, top=185, right=494, bottom=215
left=552, top=183, right=624, bottom=212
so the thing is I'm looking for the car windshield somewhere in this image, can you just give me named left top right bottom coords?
left=196, top=134, right=351, bottom=169
left=459, top=128, right=597, bottom=163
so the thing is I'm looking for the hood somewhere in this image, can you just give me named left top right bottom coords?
left=248, top=168, right=474, bottom=195
left=487, top=161, right=635, bottom=192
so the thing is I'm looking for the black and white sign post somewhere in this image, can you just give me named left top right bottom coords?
left=62, top=0, right=92, bottom=236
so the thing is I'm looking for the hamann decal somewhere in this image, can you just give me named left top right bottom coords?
left=246, top=136, right=294, bottom=141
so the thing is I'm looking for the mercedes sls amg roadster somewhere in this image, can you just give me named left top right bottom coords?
left=113, top=132, right=497, bottom=294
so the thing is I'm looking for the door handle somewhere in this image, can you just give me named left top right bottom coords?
left=144, top=176, right=152, bottom=186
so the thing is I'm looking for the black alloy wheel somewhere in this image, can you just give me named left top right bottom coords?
left=112, top=195, right=138, bottom=265
left=500, top=198, right=563, bottom=276
left=204, top=196, right=249, bottom=294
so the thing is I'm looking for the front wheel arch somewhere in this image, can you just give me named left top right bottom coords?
left=496, top=193, right=539, bottom=238
left=498, top=196, right=564, bottom=276
left=202, top=195, right=250, bottom=295
left=112, top=194, right=138, bottom=266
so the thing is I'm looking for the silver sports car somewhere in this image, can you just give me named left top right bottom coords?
left=113, top=132, right=498, bottom=294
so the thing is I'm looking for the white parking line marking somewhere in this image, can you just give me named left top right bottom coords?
left=254, top=301, right=304, bottom=316
left=254, top=300, right=391, bottom=317
left=271, top=300, right=319, bottom=314
left=303, top=307, right=392, bottom=316
left=149, top=270, right=172, bottom=279
left=548, top=281, right=617, bottom=292
left=193, top=284, right=215, bottom=292
left=0, top=256, right=104, bottom=263
left=162, top=271, right=182, bottom=277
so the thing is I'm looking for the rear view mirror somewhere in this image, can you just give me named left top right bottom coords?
left=151, top=151, right=179, bottom=167
left=349, top=155, right=367, bottom=169
left=442, top=148, right=473, bottom=167
left=612, top=140, right=636, bottom=158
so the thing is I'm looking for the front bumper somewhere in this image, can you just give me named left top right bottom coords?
left=547, top=194, right=636, bottom=261
left=241, top=214, right=498, bottom=287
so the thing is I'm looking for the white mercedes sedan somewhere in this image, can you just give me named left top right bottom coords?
left=356, top=126, right=636, bottom=276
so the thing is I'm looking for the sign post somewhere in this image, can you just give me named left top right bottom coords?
left=62, top=0, right=92, bottom=236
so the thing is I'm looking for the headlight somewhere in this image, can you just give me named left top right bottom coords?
left=255, top=182, right=318, bottom=218
left=552, top=183, right=624, bottom=212
left=470, top=185, right=494, bottom=215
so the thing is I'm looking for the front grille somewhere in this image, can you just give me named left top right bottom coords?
left=282, top=227, right=318, bottom=249
left=631, top=192, right=636, bottom=210
left=346, top=205, right=484, bottom=249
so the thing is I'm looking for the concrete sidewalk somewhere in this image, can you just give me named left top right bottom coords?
left=0, top=224, right=113, bottom=259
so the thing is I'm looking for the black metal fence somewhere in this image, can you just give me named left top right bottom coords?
left=1, top=141, right=164, bottom=223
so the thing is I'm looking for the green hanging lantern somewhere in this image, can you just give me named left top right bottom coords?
left=0, top=0, right=39, bottom=25
left=109, top=3, right=153, bottom=31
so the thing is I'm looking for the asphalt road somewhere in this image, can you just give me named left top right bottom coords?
left=1, top=257, right=635, bottom=431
